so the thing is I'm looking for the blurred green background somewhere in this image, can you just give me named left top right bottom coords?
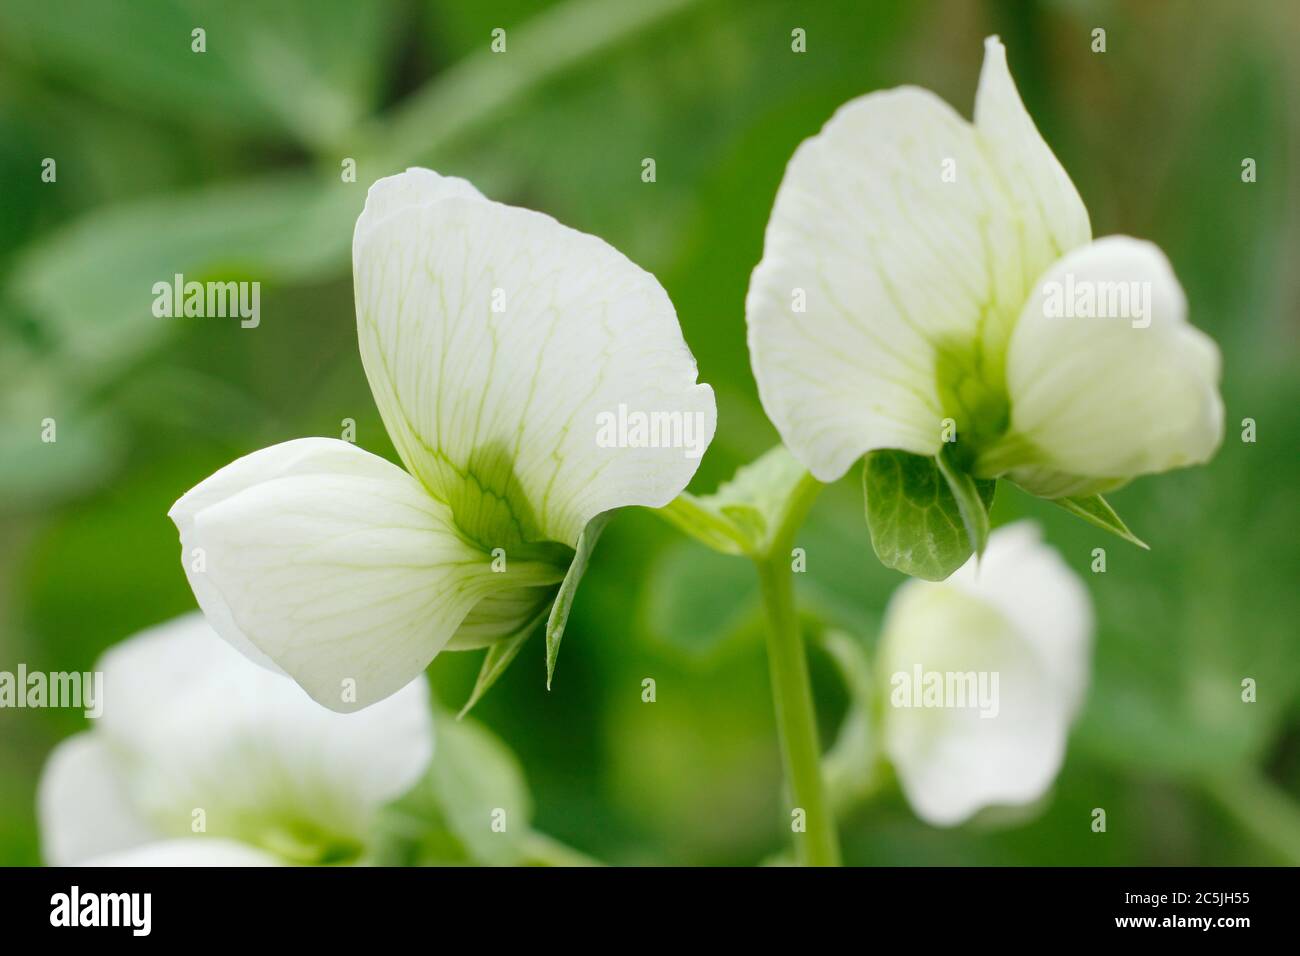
left=1, top=0, right=1297, bottom=866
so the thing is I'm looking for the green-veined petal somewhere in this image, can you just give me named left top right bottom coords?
left=91, top=614, right=435, bottom=860
left=988, top=237, right=1223, bottom=496
left=37, top=733, right=159, bottom=866
left=878, top=523, right=1091, bottom=826
left=353, top=168, right=716, bottom=549
left=169, top=438, right=564, bottom=711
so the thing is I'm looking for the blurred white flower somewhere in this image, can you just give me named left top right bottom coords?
left=746, top=36, right=1222, bottom=499
left=37, top=614, right=432, bottom=866
left=876, top=522, right=1092, bottom=826
left=171, top=168, right=715, bottom=711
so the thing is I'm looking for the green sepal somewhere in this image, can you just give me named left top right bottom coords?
left=545, top=511, right=611, bottom=689
left=653, top=445, right=811, bottom=559
left=935, top=445, right=991, bottom=558
left=862, top=449, right=996, bottom=581
left=458, top=606, right=549, bottom=719
left=1052, top=494, right=1150, bottom=550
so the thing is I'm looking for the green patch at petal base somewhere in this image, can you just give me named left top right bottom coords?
left=457, top=512, right=609, bottom=713
left=417, top=437, right=554, bottom=553
left=933, top=334, right=1011, bottom=467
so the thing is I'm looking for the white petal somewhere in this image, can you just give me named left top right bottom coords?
left=353, top=166, right=484, bottom=248
left=747, top=39, right=1095, bottom=482
left=353, top=168, right=715, bottom=548
left=947, top=522, right=1092, bottom=717
left=92, top=614, right=433, bottom=860
left=878, top=523, right=1092, bottom=826
left=170, top=438, right=561, bottom=711
left=992, top=237, right=1223, bottom=494
left=747, top=88, right=1051, bottom=482
left=974, top=36, right=1091, bottom=276
left=37, top=733, right=159, bottom=866
left=85, top=838, right=282, bottom=867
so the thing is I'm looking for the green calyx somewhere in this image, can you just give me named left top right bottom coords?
left=863, top=448, right=997, bottom=582
left=456, top=513, right=611, bottom=717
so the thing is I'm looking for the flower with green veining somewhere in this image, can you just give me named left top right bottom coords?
left=38, top=614, right=432, bottom=866
left=877, top=522, right=1091, bottom=826
left=745, top=37, right=1223, bottom=577
left=170, top=168, right=715, bottom=712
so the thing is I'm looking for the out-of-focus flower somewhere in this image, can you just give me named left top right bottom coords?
left=37, top=614, right=432, bottom=866
left=746, top=36, right=1222, bottom=500
left=876, top=522, right=1092, bottom=826
left=170, top=168, right=715, bottom=712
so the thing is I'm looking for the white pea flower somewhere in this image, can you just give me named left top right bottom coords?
left=746, top=36, right=1222, bottom=500
left=171, top=168, right=715, bottom=711
left=37, top=614, right=432, bottom=866
left=877, top=522, right=1092, bottom=826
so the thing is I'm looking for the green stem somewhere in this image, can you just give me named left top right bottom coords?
left=753, top=474, right=841, bottom=866
left=1202, top=766, right=1300, bottom=865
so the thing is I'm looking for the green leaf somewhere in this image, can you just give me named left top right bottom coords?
left=653, top=445, right=811, bottom=558
left=458, top=607, right=549, bottom=719
left=13, top=173, right=358, bottom=382
left=0, top=376, right=125, bottom=510
left=655, top=493, right=752, bottom=556
left=378, top=0, right=706, bottom=168
left=862, top=449, right=995, bottom=581
left=935, top=446, right=991, bottom=557
left=0, top=1, right=398, bottom=148
left=545, top=511, right=611, bottom=689
left=1052, top=494, right=1150, bottom=550
left=428, top=714, right=533, bottom=866
left=375, top=710, right=533, bottom=866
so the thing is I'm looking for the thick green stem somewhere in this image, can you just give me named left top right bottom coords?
left=754, top=474, right=841, bottom=866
